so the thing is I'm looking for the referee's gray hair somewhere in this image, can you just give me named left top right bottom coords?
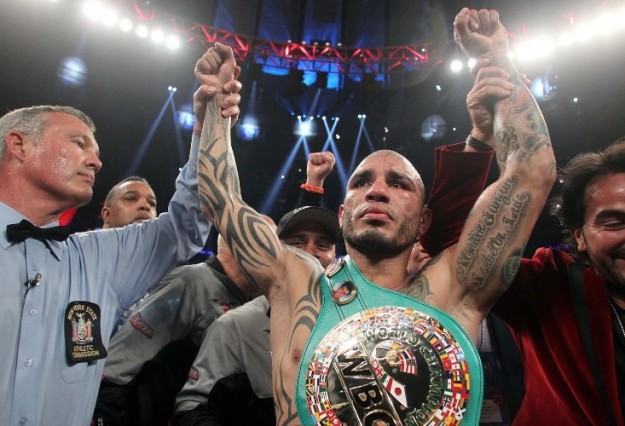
left=0, top=105, right=96, bottom=160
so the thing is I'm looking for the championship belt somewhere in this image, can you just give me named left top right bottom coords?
left=296, top=257, right=483, bottom=425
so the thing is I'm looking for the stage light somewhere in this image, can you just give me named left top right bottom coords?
left=151, top=29, right=165, bottom=44
left=57, top=56, right=87, bottom=88
left=119, top=18, right=133, bottom=32
left=557, top=32, right=574, bottom=47
left=468, top=58, right=477, bottom=69
left=421, top=114, right=447, bottom=141
left=303, top=71, right=317, bottom=86
left=168, top=86, right=177, bottom=92
left=177, top=110, right=195, bottom=131
left=530, top=75, right=557, bottom=102
left=593, top=14, right=618, bottom=36
left=166, top=35, right=180, bottom=50
left=297, top=119, right=314, bottom=137
left=450, top=59, right=463, bottom=72
left=514, top=36, right=554, bottom=62
left=101, top=7, right=118, bottom=27
left=82, top=1, right=101, bottom=21
left=241, top=123, right=260, bottom=141
left=574, top=24, right=593, bottom=42
left=136, top=24, right=149, bottom=38
left=435, top=84, right=442, bottom=91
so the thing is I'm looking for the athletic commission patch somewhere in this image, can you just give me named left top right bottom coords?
left=64, top=301, right=107, bottom=364
left=305, top=306, right=471, bottom=425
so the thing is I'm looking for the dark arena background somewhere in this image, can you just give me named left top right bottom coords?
left=2, top=0, right=625, bottom=253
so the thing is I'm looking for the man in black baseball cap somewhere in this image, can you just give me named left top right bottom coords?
left=276, top=206, right=341, bottom=269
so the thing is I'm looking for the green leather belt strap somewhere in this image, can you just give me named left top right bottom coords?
left=296, top=256, right=484, bottom=425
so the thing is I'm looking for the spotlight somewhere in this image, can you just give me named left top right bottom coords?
left=450, top=59, right=463, bottom=72
left=101, top=7, right=118, bottom=26
left=296, top=119, right=314, bottom=137
left=421, top=114, right=447, bottom=141
left=240, top=123, right=260, bottom=141
left=136, top=24, right=149, bottom=38
left=177, top=109, right=195, bottom=131
left=168, top=86, right=177, bottom=92
left=119, top=18, right=133, bottom=32
left=299, top=121, right=312, bottom=136
left=82, top=1, right=101, bottom=21
left=530, top=73, right=557, bottom=102
left=166, top=35, right=180, bottom=50
left=151, top=29, right=165, bottom=44
left=558, top=32, right=574, bottom=47
left=57, top=57, right=87, bottom=88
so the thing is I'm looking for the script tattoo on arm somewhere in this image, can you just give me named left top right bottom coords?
left=456, top=177, right=529, bottom=288
left=454, top=52, right=553, bottom=297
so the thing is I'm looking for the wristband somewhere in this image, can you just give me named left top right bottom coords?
left=466, top=135, right=492, bottom=152
left=300, top=183, right=324, bottom=194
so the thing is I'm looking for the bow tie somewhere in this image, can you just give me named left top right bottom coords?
left=6, top=219, right=71, bottom=243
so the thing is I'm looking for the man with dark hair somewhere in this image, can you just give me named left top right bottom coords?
left=194, top=8, right=556, bottom=423
left=489, top=138, right=625, bottom=424
left=101, top=176, right=157, bottom=229
left=173, top=205, right=341, bottom=426
left=96, top=152, right=336, bottom=426
left=425, top=137, right=625, bottom=424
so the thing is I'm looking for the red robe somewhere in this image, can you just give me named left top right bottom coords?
left=426, top=142, right=624, bottom=425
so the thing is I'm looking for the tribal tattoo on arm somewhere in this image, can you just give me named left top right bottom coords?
left=198, top=96, right=283, bottom=292
left=274, top=267, right=323, bottom=424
